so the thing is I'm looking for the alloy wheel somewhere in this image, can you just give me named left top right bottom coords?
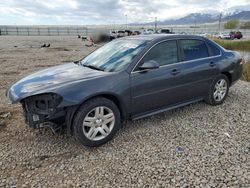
left=82, top=106, right=115, bottom=141
left=213, top=79, right=227, bottom=102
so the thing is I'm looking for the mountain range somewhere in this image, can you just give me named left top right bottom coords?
left=138, top=10, right=250, bottom=25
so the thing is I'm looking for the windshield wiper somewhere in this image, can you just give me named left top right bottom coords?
left=74, top=60, right=80, bottom=64
left=82, top=64, right=104, bottom=71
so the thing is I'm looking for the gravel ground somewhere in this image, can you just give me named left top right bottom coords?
left=0, top=36, right=249, bottom=187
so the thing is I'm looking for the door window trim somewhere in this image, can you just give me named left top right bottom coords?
left=206, top=41, right=222, bottom=57
left=131, top=39, right=179, bottom=73
left=131, top=38, right=222, bottom=74
left=179, top=39, right=210, bottom=62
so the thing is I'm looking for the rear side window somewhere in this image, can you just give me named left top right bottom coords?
left=207, top=43, right=221, bottom=56
left=181, top=40, right=208, bottom=61
left=143, top=40, right=178, bottom=66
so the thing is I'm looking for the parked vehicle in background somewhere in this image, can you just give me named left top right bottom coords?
left=142, top=29, right=155, bottom=34
left=230, top=31, right=243, bottom=39
left=112, top=30, right=140, bottom=38
left=197, top=33, right=207, bottom=37
left=117, top=30, right=126, bottom=38
left=214, top=32, right=231, bottom=39
left=124, top=30, right=133, bottom=36
left=110, top=31, right=117, bottom=39
left=132, top=31, right=141, bottom=35
left=111, top=30, right=141, bottom=38
left=157, top=29, right=174, bottom=34
left=7, top=34, right=243, bottom=147
left=179, top=32, right=188, bottom=35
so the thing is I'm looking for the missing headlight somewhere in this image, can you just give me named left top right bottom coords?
left=21, top=93, right=64, bottom=129
left=23, top=93, right=62, bottom=114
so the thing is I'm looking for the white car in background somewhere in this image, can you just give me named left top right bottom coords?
left=197, top=33, right=207, bottom=37
left=142, top=29, right=155, bottom=34
left=214, top=32, right=231, bottom=39
left=117, top=30, right=127, bottom=38
left=179, top=32, right=188, bottom=35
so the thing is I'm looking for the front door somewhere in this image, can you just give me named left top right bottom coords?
left=130, top=40, right=184, bottom=115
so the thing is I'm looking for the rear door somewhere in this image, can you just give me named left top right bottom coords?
left=177, top=39, right=219, bottom=99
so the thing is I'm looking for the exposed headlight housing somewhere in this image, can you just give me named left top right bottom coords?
left=21, top=93, right=63, bottom=128
left=23, top=93, right=62, bottom=115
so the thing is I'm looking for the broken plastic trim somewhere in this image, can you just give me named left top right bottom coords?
left=22, top=93, right=64, bottom=128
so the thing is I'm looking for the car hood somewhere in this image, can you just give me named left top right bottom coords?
left=7, top=62, right=109, bottom=103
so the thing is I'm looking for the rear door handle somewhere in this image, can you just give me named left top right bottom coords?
left=171, top=69, right=181, bottom=75
left=210, top=61, right=215, bottom=67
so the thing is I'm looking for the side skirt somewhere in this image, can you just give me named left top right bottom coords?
left=131, top=98, right=203, bottom=120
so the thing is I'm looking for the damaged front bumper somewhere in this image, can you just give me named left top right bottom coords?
left=21, top=93, right=65, bottom=129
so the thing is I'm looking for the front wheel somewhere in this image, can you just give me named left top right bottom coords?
left=205, top=74, right=229, bottom=105
left=73, top=97, right=121, bottom=147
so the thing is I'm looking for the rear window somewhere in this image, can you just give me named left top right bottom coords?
left=208, top=43, right=221, bottom=56
left=181, top=40, right=209, bottom=61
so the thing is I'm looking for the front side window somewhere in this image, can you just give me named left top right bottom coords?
left=142, top=40, right=178, bottom=66
left=81, top=39, right=147, bottom=72
left=181, top=40, right=208, bottom=61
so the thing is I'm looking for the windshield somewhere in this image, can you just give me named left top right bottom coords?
left=81, top=39, right=148, bottom=72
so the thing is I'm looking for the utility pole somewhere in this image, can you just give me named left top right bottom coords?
left=218, top=12, right=222, bottom=32
left=194, top=19, right=197, bottom=34
left=125, top=14, right=127, bottom=29
left=155, top=17, right=157, bottom=33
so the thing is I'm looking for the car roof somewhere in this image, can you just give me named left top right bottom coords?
left=121, top=34, right=206, bottom=42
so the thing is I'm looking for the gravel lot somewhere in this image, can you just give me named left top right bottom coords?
left=0, top=36, right=249, bottom=187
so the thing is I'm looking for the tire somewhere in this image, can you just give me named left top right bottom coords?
left=205, top=74, right=229, bottom=106
left=73, top=97, right=121, bottom=147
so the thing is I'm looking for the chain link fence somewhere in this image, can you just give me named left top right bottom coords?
left=1, top=25, right=250, bottom=38
left=0, top=26, right=93, bottom=36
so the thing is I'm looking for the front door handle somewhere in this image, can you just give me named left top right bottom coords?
left=171, top=69, right=181, bottom=75
left=210, top=61, right=215, bottom=67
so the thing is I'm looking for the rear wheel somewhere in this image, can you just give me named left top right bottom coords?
left=205, top=74, right=229, bottom=105
left=73, top=97, right=121, bottom=147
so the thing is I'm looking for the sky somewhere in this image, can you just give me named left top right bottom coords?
left=0, top=0, right=250, bottom=25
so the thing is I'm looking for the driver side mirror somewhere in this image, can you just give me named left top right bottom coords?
left=138, top=60, right=160, bottom=71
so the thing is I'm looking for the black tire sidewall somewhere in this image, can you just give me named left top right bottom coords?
left=73, top=97, right=121, bottom=147
left=207, top=75, right=229, bottom=105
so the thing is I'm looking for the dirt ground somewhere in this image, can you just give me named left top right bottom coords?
left=0, top=36, right=249, bottom=187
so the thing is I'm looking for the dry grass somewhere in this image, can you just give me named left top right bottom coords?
left=212, top=38, right=250, bottom=52
left=242, top=61, right=250, bottom=82
left=210, top=38, right=250, bottom=82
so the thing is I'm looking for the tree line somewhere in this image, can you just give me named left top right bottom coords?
left=224, top=19, right=250, bottom=29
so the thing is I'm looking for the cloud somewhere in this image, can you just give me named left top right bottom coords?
left=0, top=0, right=249, bottom=25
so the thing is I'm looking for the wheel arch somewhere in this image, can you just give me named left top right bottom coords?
left=65, top=92, right=127, bottom=135
left=221, top=72, right=232, bottom=86
left=87, top=93, right=127, bottom=121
